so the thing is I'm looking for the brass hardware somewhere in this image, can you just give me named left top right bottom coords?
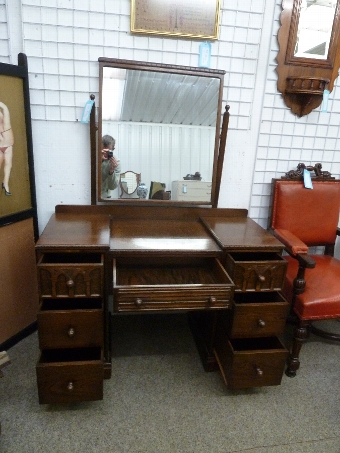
left=255, top=367, right=263, bottom=376
left=67, top=327, right=75, bottom=337
left=66, top=279, right=74, bottom=288
left=257, top=319, right=266, bottom=328
left=208, top=296, right=217, bottom=305
left=135, top=298, right=143, bottom=307
left=67, top=381, right=74, bottom=391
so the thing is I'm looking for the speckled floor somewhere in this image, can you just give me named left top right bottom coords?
left=0, top=314, right=339, bottom=453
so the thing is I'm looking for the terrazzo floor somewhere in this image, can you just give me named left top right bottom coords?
left=0, top=314, right=339, bottom=453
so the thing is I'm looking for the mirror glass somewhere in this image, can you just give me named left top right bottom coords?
left=294, top=0, right=336, bottom=59
left=98, top=59, right=225, bottom=204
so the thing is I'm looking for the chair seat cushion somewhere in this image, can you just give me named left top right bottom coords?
left=283, top=255, right=340, bottom=320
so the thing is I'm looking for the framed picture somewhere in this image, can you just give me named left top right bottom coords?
left=131, top=0, right=221, bottom=40
left=0, top=54, right=38, bottom=237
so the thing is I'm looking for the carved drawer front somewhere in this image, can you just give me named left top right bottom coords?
left=225, top=252, right=287, bottom=292
left=37, top=253, right=104, bottom=298
left=228, top=292, right=290, bottom=338
left=214, top=336, right=288, bottom=389
left=36, top=348, right=103, bottom=404
left=37, top=298, right=103, bottom=349
left=113, top=257, right=234, bottom=312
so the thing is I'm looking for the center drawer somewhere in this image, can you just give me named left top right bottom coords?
left=36, top=348, right=103, bottom=404
left=113, top=257, right=234, bottom=312
left=37, top=298, right=103, bottom=349
left=225, top=252, right=287, bottom=292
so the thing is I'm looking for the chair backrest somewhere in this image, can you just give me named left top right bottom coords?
left=269, top=179, right=340, bottom=246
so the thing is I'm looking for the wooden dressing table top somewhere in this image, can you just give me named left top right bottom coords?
left=200, top=216, right=284, bottom=252
left=36, top=207, right=282, bottom=254
left=36, top=213, right=111, bottom=250
left=110, top=218, right=221, bottom=256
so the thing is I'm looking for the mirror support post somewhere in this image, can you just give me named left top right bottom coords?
left=90, top=94, right=97, bottom=205
left=213, top=105, right=230, bottom=208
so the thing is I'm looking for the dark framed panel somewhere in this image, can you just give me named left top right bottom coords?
left=0, top=54, right=38, bottom=239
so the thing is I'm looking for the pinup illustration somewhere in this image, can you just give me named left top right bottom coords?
left=0, top=101, right=14, bottom=196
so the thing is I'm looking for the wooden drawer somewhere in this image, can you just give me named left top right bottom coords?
left=227, top=292, right=290, bottom=338
left=214, top=336, right=288, bottom=388
left=37, top=253, right=103, bottom=298
left=36, top=348, right=103, bottom=404
left=113, top=257, right=234, bottom=312
left=225, top=252, right=287, bottom=292
left=37, top=298, right=103, bottom=349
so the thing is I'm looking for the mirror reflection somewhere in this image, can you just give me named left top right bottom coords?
left=101, top=134, right=121, bottom=199
left=294, top=0, right=336, bottom=59
left=119, top=171, right=141, bottom=198
left=100, top=65, right=221, bottom=201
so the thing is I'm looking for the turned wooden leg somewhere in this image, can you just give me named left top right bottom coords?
left=286, top=319, right=310, bottom=377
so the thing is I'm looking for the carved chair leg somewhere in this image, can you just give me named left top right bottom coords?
left=286, top=319, right=310, bottom=377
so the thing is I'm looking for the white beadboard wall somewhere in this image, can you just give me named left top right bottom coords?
left=1, top=0, right=340, bottom=237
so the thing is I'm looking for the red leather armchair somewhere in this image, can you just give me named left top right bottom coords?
left=268, top=164, right=340, bottom=377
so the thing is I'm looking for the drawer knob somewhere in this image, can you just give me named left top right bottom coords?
left=208, top=296, right=217, bottom=305
left=255, top=367, right=264, bottom=376
left=66, top=279, right=74, bottom=288
left=257, top=319, right=266, bottom=328
left=258, top=275, right=266, bottom=283
left=67, top=381, right=74, bottom=391
left=135, top=298, right=143, bottom=307
left=67, top=327, right=75, bottom=337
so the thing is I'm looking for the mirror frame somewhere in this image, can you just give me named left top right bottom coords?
left=277, top=0, right=340, bottom=116
left=92, top=58, right=227, bottom=207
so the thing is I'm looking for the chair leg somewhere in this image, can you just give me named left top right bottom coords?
left=286, top=319, right=310, bottom=377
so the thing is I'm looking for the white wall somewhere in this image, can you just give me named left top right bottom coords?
left=1, top=0, right=340, bottom=234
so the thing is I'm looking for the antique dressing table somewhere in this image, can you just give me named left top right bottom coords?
left=34, top=59, right=289, bottom=403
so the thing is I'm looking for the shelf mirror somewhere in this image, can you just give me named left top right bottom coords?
left=119, top=171, right=141, bottom=198
left=292, top=0, right=336, bottom=60
left=94, top=58, right=227, bottom=206
left=277, top=0, right=340, bottom=116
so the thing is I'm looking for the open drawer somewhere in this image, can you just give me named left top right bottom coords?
left=36, top=347, right=103, bottom=404
left=227, top=291, right=290, bottom=338
left=112, top=257, right=234, bottom=312
left=214, top=335, right=288, bottom=389
left=37, top=252, right=104, bottom=298
left=225, top=252, right=287, bottom=292
left=37, top=298, right=103, bottom=349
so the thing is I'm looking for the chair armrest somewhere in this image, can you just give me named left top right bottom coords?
left=273, top=228, right=308, bottom=255
left=273, top=228, right=315, bottom=269
left=295, top=252, right=316, bottom=268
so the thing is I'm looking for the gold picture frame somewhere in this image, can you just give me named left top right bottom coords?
left=131, top=0, right=221, bottom=40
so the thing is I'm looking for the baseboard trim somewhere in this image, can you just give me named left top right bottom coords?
left=0, top=322, right=37, bottom=351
